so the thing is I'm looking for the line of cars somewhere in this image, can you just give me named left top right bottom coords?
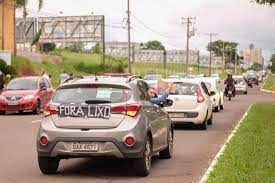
left=0, top=70, right=266, bottom=176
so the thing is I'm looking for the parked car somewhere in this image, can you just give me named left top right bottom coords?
left=0, top=76, right=54, bottom=115
left=144, top=74, right=162, bottom=87
left=233, top=76, right=248, bottom=94
left=200, top=77, right=224, bottom=112
left=164, top=78, right=215, bottom=130
left=37, top=76, right=174, bottom=176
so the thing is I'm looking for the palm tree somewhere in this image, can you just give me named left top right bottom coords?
left=15, top=0, right=44, bottom=50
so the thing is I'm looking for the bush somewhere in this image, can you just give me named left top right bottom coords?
left=248, top=63, right=262, bottom=71
left=0, top=60, right=17, bottom=77
left=66, top=42, right=84, bottom=53
left=41, top=43, right=56, bottom=53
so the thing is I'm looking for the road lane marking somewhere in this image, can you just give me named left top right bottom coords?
left=31, top=119, right=42, bottom=124
left=199, top=105, right=252, bottom=183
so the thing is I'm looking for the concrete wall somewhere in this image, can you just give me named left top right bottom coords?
left=0, top=0, right=15, bottom=55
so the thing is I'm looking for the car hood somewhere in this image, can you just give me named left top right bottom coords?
left=2, top=90, right=37, bottom=97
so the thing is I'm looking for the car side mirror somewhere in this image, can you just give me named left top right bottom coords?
left=209, top=91, right=216, bottom=96
left=163, top=99, right=173, bottom=107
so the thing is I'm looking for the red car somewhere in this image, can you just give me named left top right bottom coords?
left=0, top=76, right=54, bottom=115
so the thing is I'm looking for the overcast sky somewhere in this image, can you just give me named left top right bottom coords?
left=23, top=0, right=275, bottom=60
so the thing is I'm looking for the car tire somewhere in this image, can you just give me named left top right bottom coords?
left=134, top=136, right=152, bottom=177
left=207, top=114, right=213, bottom=125
left=159, top=128, right=173, bottom=159
left=244, top=91, right=248, bottom=95
left=38, top=157, right=59, bottom=174
left=33, top=100, right=41, bottom=115
left=0, top=111, right=6, bottom=115
left=198, top=113, right=208, bottom=130
left=214, top=105, right=220, bottom=112
left=220, top=104, right=224, bottom=110
left=19, top=110, right=24, bottom=114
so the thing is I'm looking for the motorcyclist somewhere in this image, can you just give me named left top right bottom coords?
left=224, top=74, right=236, bottom=97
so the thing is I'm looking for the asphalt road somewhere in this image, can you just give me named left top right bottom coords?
left=0, top=85, right=274, bottom=183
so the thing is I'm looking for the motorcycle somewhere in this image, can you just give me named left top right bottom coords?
left=225, top=85, right=235, bottom=101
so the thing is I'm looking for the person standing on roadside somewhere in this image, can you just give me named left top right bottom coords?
left=60, top=71, right=69, bottom=84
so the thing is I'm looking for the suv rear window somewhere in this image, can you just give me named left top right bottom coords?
left=170, top=83, right=198, bottom=96
left=53, top=85, right=132, bottom=104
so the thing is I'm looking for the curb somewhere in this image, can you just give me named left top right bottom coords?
left=199, top=105, right=253, bottom=183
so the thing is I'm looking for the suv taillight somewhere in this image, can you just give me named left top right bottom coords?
left=112, top=104, right=140, bottom=117
left=44, top=105, right=59, bottom=117
left=197, top=86, right=205, bottom=103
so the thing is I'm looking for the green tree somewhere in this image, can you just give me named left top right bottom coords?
left=248, top=63, right=263, bottom=71
left=254, top=0, right=275, bottom=5
left=207, top=40, right=239, bottom=64
left=91, top=43, right=101, bottom=54
left=271, top=54, right=275, bottom=73
left=142, top=40, right=165, bottom=50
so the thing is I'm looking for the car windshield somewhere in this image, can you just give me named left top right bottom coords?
left=204, top=82, right=212, bottom=91
left=7, top=78, right=37, bottom=90
left=234, top=78, right=243, bottom=83
left=170, top=83, right=198, bottom=96
left=53, top=85, right=133, bottom=104
left=144, top=75, right=161, bottom=81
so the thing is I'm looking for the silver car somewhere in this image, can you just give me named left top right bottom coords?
left=233, top=76, right=248, bottom=94
left=37, top=77, right=174, bottom=177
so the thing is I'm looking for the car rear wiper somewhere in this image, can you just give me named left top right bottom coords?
left=85, top=100, right=112, bottom=104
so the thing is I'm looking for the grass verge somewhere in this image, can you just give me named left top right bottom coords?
left=206, top=104, right=275, bottom=183
left=262, top=73, right=275, bottom=91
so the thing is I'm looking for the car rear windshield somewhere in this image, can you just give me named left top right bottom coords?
left=170, top=83, right=198, bottom=96
left=7, top=78, right=37, bottom=90
left=52, top=85, right=133, bottom=104
left=234, top=78, right=243, bottom=83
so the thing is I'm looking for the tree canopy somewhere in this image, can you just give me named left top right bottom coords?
left=254, top=0, right=275, bottom=5
left=271, top=54, right=275, bottom=73
left=141, top=40, right=165, bottom=51
left=207, top=40, right=239, bottom=63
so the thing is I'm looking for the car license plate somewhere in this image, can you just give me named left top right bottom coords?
left=228, top=91, right=233, bottom=94
left=169, top=113, right=185, bottom=118
left=72, top=142, right=99, bottom=152
left=59, top=105, right=111, bottom=119
left=8, top=101, right=18, bottom=106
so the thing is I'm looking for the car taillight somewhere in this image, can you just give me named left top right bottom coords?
left=125, top=136, right=135, bottom=147
left=44, top=105, right=59, bottom=117
left=40, top=136, right=48, bottom=146
left=197, top=86, right=205, bottom=103
left=112, top=104, right=140, bottom=117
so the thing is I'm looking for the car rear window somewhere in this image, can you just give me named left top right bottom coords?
left=7, top=78, right=37, bottom=90
left=170, top=83, right=198, bottom=96
left=53, top=85, right=132, bottom=104
left=234, top=78, right=243, bottom=83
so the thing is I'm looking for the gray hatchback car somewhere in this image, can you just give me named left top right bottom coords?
left=37, top=76, right=174, bottom=176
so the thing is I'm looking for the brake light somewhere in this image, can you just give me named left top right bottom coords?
left=197, top=86, right=205, bottom=103
left=112, top=104, right=140, bottom=117
left=40, top=136, right=48, bottom=146
left=44, top=105, right=59, bottom=117
left=125, top=136, right=135, bottom=147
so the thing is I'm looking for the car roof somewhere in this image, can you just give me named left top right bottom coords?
left=233, top=75, right=243, bottom=78
left=164, top=78, right=202, bottom=85
left=59, top=76, right=139, bottom=88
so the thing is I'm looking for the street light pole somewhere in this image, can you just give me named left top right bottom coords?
left=127, top=0, right=132, bottom=73
left=205, top=33, right=218, bottom=76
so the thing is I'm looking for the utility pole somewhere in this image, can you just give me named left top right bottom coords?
left=234, top=51, right=238, bottom=75
left=181, top=17, right=196, bottom=73
left=1, top=0, right=5, bottom=50
left=205, top=33, right=218, bottom=76
left=197, top=50, right=200, bottom=74
left=222, top=42, right=225, bottom=73
left=127, top=0, right=132, bottom=73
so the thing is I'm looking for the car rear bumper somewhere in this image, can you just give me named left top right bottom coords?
left=235, top=86, right=247, bottom=92
left=167, top=110, right=206, bottom=124
left=37, top=117, right=146, bottom=159
left=0, top=100, right=35, bottom=111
